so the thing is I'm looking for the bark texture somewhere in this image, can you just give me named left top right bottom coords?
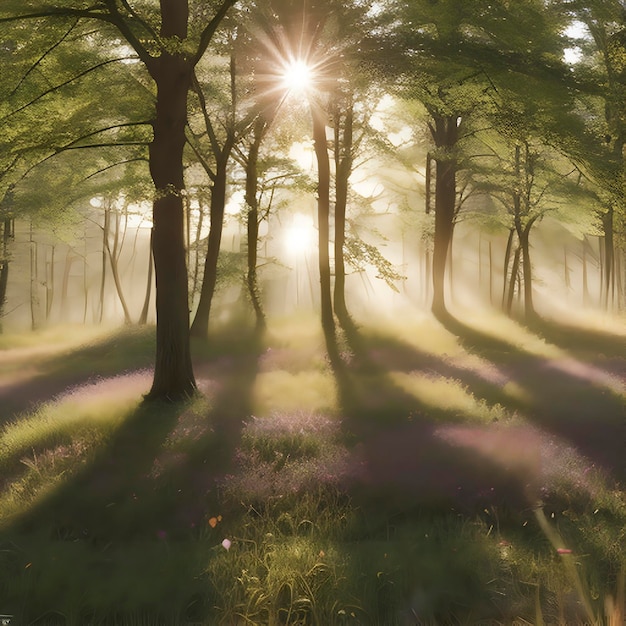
left=430, top=114, right=458, bottom=317
left=145, top=1, right=196, bottom=399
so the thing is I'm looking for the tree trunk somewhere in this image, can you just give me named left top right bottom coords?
left=506, top=245, right=521, bottom=315
left=429, top=114, right=458, bottom=317
left=82, top=225, right=89, bottom=324
left=502, top=228, right=515, bottom=309
left=425, top=152, right=432, bottom=214
left=104, top=208, right=133, bottom=324
left=312, top=105, right=334, bottom=335
left=45, top=245, right=55, bottom=321
left=191, top=198, right=206, bottom=301
left=138, top=229, right=154, bottom=325
left=478, top=233, right=483, bottom=293
left=601, top=205, right=615, bottom=309
left=424, top=246, right=431, bottom=306
left=488, top=240, right=494, bottom=306
left=29, top=220, right=39, bottom=330
left=598, top=234, right=605, bottom=304
left=616, top=245, right=624, bottom=310
left=98, top=207, right=109, bottom=324
left=582, top=237, right=590, bottom=307
left=519, top=226, right=535, bottom=319
left=333, top=103, right=353, bottom=321
left=145, top=13, right=196, bottom=400
left=0, top=218, right=11, bottom=331
left=61, top=249, right=77, bottom=321
left=244, top=124, right=266, bottom=330
left=515, top=214, right=538, bottom=320
left=190, top=145, right=233, bottom=338
left=431, top=157, right=456, bottom=316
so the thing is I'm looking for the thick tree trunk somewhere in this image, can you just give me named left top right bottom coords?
left=333, top=104, right=353, bottom=321
left=431, top=157, right=456, bottom=316
left=312, top=105, right=334, bottom=335
left=429, top=114, right=458, bottom=317
left=190, top=147, right=232, bottom=338
left=145, top=28, right=196, bottom=400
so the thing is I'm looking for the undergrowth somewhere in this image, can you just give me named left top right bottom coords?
left=0, top=316, right=623, bottom=625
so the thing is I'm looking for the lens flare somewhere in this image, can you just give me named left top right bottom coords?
left=281, top=59, right=313, bottom=93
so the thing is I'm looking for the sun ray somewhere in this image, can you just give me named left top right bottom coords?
left=248, top=14, right=333, bottom=109
left=280, top=58, right=313, bottom=93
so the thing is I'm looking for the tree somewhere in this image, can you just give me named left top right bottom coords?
left=381, top=0, right=570, bottom=316
left=1, top=0, right=236, bottom=400
left=563, top=0, right=626, bottom=310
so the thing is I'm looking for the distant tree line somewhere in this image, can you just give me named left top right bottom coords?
left=0, top=0, right=624, bottom=399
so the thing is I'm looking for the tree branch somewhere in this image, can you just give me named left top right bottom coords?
left=1, top=56, right=138, bottom=122
left=103, top=0, right=155, bottom=69
left=55, top=121, right=152, bottom=151
left=0, top=5, right=154, bottom=69
left=10, top=17, right=80, bottom=97
left=83, top=157, right=148, bottom=180
left=192, top=0, right=237, bottom=67
left=185, top=130, right=216, bottom=182
left=119, top=0, right=159, bottom=42
left=191, top=71, right=220, bottom=155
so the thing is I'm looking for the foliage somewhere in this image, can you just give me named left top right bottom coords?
left=344, top=234, right=405, bottom=292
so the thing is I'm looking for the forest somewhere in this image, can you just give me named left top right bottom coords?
left=0, top=1, right=624, bottom=624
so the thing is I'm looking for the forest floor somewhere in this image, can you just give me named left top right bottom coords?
left=0, top=307, right=624, bottom=625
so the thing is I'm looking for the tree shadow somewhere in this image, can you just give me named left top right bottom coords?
left=434, top=308, right=625, bottom=484
left=324, top=316, right=532, bottom=515
left=324, top=312, right=622, bottom=625
left=0, top=327, right=155, bottom=422
left=524, top=314, right=626, bottom=365
left=0, top=323, right=264, bottom=622
left=350, top=326, right=520, bottom=413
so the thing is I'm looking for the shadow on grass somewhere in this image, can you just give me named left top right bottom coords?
left=324, top=311, right=625, bottom=623
left=0, top=322, right=264, bottom=623
left=434, top=309, right=626, bottom=484
left=323, top=315, right=536, bottom=623
left=524, top=314, right=626, bottom=362
left=324, top=316, right=531, bottom=516
left=0, top=326, right=155, bottom=422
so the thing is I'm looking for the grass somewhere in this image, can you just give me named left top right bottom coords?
left=0, top=309, right=624, bottom=624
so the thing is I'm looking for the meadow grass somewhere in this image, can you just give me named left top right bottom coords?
left=0, top=310, right=623, bottom=624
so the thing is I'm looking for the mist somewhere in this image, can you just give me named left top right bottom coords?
left=1, top=0, right=625, bottom=623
